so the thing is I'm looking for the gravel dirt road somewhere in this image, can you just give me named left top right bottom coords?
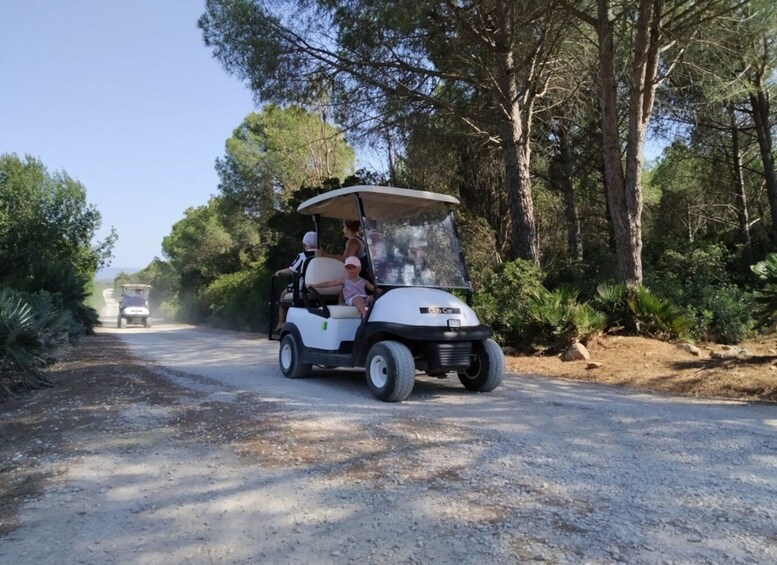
left=1, top=295, right=775, bottom=564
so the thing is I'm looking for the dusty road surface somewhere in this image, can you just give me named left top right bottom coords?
left=1, top=299, right=776, bottom=564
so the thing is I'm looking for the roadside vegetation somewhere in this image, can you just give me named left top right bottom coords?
left=0, top=154, right=115, bottom=398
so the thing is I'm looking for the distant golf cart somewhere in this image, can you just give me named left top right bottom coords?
left=118, top=284, right=152, bottom=328
left=270, top=185, right=504, bottom=402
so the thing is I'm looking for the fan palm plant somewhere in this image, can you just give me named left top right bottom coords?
left=594, top=283, right=691, bottom=340
left=751, top=253, right=777, bottom=330
left=0, top=288, right=53, bottom=397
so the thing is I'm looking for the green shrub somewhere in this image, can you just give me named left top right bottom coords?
left=0, top=288, right=57, bottom=398
left=645, top=245, right=758, bottom=343
left=751, top=253, right=777, bottom=330
left=473, top=261, right=608, bottom=352
left=472, top=259, right=545, bottom=344
left=0, top=289, right=45, bottom=371
left=690, top=284, right=754, bottom=344
left=24, top=291, right=77, bottom=353
left=201, top=268, right=270, bottom=331
left=594, top=283, right=691, bottom=340
left=523, top=287, right=606, bottom=352
left=17, top=260, right=99, bottom=338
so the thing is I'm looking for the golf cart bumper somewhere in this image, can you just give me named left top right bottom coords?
left=121, top=307, right=150, bottom=317
left=356, top=323, right=493, bottom=371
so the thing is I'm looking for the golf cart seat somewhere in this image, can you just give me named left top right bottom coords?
left=302, top=257, right=361, bottom=319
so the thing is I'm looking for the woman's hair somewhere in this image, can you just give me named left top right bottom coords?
left=344, top=220, right=361, bottom=234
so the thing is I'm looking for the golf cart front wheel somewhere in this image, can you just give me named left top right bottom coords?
left=279, top=334, right=312, bottom=379
left=365, top=341, right=415, bottom=402
left=458, top=338, right=504, bottom=392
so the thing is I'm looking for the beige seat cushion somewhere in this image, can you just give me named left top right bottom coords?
left=327, top=305, right=362, bottom=319
left=304, top=257, right=345, bottom=296
left=286, top=258, right=355, bottom=317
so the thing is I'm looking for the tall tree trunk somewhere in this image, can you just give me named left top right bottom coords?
left=749, top=87, right=777, bottom=243
left=553, top=124, right=583, bottom=262
left=729, top=103, right=752, bottom=248
left=596, top=0, right=662, bottom=286
left=495, top=6, right=538, bottom=263
left=597, top=0, right=641, bottom=285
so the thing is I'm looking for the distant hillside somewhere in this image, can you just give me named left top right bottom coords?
left=95, top=266, right=140, bottom=282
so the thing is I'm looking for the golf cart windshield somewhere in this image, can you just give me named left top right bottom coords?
left=297, top=186, right=471, bottom=290
left=121, top=285, right=151, bottom=306
left=365, top=208, right=469, bottom=288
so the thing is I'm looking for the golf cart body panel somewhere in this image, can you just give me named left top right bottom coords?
left=118, top=284, right=152, bottom=328
left=275, top=185, right=504, bottom=401
left=368, top=287, right=479, bottom=326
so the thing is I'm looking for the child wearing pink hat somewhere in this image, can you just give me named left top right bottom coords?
left=310, top=256, right=376, bottom=319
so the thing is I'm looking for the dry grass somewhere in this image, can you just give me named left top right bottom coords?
left=505, top=334, right=777, bottom=403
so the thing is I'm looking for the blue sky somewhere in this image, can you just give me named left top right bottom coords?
left=1, top=1, right=257, bottom=269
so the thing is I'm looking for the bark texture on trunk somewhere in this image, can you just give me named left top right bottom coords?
left=553, top=124, right=583, bottom=262
left=597, top=0, right=640, bottom=285
left=596, top=0, right=662, bottom=286
left=749, top=88, right=777, bottom=243
left=499, top=104, right=539, bottom=263
left=729, top=103, right=751, bottom=248
left=494, top=3, right=539, bottom=263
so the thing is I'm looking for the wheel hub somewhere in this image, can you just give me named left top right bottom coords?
left=369, top=355, right=388, bottom=388
left=280, top=343, right=292, bottom=370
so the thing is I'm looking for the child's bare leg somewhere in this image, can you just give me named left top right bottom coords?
left=276, top=289, right=288, bottom=330
left=353, top=296, right=367, bottom=318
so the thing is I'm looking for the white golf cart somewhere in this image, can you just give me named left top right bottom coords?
left=117, top=284, right=152, bottom=328
left=272, top=185, right=504, bottom=402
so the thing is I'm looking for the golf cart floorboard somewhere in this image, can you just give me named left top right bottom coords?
left=302, top=352, right=355, bottom=368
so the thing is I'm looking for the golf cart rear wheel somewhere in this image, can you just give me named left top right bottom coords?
left=365, top=341, right=415, bottom=402
left=279, top=334, right=312, bottom=379
left=143, top=317, right=152, bottom=328
left=458, top=338, right=504, bottom=392
left=117, top=315, right=122, bottom=329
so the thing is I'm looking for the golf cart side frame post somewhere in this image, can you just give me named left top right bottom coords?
left=449, top=208, right=474, bottom=306
left=353, top=193, right=375, bottom=287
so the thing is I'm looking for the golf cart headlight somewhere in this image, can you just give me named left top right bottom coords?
left=447, top=319, right=461, bottom=330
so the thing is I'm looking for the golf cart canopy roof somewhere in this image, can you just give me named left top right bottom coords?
left=121, top=284, right=152, bottom=290
left=297, top=185, right=460, bottom=222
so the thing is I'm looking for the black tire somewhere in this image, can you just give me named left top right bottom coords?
left=144, top=317, right=152, bottom=328
left=458, top=338, right=504, bottom=392
left=365, top=341, right=415, bottom=402
left=279, top=334, right=312, bottom=379
left=117, top=315, right=122, bottom=329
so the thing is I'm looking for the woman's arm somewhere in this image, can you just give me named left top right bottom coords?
left=342, top=238, right=361, bottom=259
left=317, top=238, right=360, bottom=262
